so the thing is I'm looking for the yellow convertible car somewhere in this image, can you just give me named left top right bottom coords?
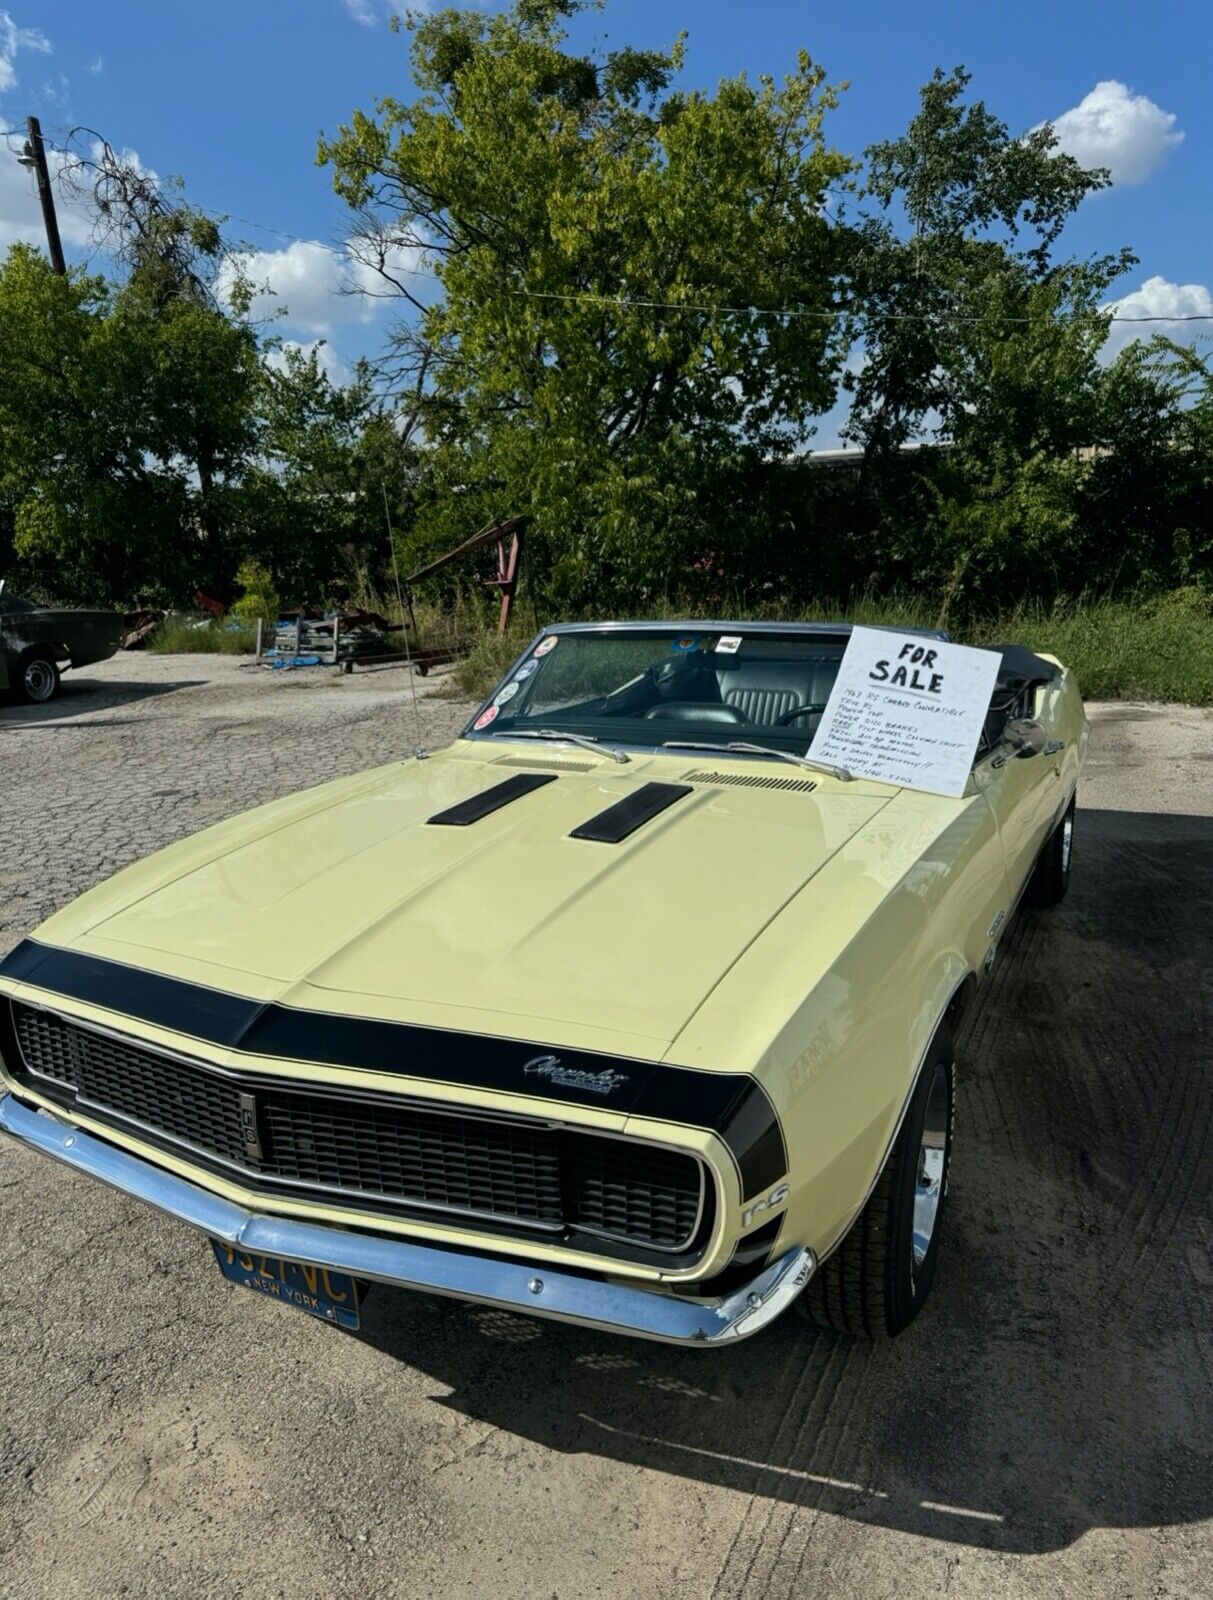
left=0, top=622, right=1087, bottom=1343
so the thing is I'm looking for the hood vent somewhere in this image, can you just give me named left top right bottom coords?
left=570, top=782, right=691, bottom=844
left=683, top=768, right=817, bottom=794
left=428, top=771, right=557, bottom=827
left=494, top=754, right=595, bottom=773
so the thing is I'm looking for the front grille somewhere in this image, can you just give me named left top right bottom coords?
left=9, top=1004, right=707, bottom=1254
left=568, top=1135, right=703, bottom=1250
left=259, top=1090, right=564, bottom=1227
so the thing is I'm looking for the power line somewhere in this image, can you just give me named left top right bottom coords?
left=506, top=287, right=1213, bottom=326
left=6, top=126, right=435, bottom=282
left=12, top=128, right=1210, bottom=329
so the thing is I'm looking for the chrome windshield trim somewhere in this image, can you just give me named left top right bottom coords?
left=464, top=732, right=869, bottom=774
left=533, top=620, right=948, bottom=640
left=0, top=1093, right=812, bottom=1346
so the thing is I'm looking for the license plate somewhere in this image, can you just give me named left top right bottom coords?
left=211, top=1241, right=360, bottom=1329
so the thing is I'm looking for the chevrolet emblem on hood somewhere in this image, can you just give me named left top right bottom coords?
left=523, top=1055, right=630, bottom=1096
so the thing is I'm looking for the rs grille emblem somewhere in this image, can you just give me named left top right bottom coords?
left=238, top=1090, right=263, bottom=1162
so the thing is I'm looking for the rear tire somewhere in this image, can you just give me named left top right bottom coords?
left=1028, top=797, right=1074, bottom=907
left=800, top=1028, right=955, bottom=1338
left=16, top=650, right=60, bottom=704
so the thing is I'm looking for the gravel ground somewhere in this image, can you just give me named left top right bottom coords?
left=1, top=655, right=1210, bottom=1600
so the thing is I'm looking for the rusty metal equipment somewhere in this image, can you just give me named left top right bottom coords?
left=402, top=515, right=527, bottom=637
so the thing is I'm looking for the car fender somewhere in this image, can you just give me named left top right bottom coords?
left=671, top=786, right=1006, bottom=1265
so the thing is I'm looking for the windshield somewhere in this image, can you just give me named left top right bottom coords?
left=464, top=627, right=850, bottom=755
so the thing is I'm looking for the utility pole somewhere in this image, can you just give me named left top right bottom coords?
left=19, top=116, right=66, bottom=275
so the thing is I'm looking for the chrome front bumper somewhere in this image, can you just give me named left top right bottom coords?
left=0, top=1093, right=814, bottom=1345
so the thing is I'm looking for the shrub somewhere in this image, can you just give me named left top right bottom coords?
left=229, top=560, right=280, bottom=626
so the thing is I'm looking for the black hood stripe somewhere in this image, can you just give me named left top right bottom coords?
left=427, top=771, right=557, bottom=826
left=0, top=937, right=254, bottom=1041
left=0, top=939, right=786, bottom=1198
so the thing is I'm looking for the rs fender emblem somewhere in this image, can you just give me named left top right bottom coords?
left=742, top=1181, right=789, bottom=1229
left=524, top=1055, right=630, bottom=1096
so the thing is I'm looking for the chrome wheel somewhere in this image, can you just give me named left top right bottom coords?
left=1061, top=809, right=1074, bottom=873
left=911, top=1062, right=949, bottom=1273
left=22, top=656, right=56, bottom=703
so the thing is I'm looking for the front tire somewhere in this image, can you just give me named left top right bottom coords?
left=801, top=1028, right=955, bottom=1338
left=16, top=650, right=60, bottom=704
left=1028, top=797, right=1074, bottom=907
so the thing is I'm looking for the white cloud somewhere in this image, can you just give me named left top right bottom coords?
left=342, top=0, right=449, bottom=21
left=265, top=337, right=349, bottom=386
left=86, top=55, right=102, bottom=75
left=39, top=69, right=71, bottom=109
left=1044, top=81, right=1183, bottom=186
left=219, top=241, right=354, bottom=335
left=0, top=9, right=50, bottom=95
left=1103, top=275, right=1213, bottom=358
left=217, top=236, right=428, bottom=336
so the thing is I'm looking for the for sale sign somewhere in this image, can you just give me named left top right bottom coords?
left=811, top=627, right=1002, bottom=797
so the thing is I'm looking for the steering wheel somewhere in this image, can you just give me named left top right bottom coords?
left=775, top=702, right=828, bottom=726
left=650, top=657, right=696, bottom=689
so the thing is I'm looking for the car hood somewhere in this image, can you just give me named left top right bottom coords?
left=29, top=747, right=894, bottom=1055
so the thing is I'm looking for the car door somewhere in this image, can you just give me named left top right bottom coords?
left=973, top=684, right=1066, bottom=909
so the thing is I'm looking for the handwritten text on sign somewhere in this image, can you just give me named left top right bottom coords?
left=811, top=627, right=1002, bottom=797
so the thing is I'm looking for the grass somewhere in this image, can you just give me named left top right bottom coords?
left=445, top=588, right=1213, bottom=705
left=141, top=587, right=1213, bottom=706
left=987, top=592, right=1213, bottom=705
left=146, top=615, right=259, bottom=654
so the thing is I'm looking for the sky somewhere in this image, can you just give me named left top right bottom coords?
left=1, top=0, right=1210, bottom=432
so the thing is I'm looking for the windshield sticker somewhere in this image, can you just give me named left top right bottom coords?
left=494, top=681, right=520, bottom=706
left=716, top=635, right=742, bottom=654
left=513, top=659, right=538, bottom=680
left=534, top=636, right=559, bottom=657
left=473, top=705, right=500, bottom=731
left=671, top=636, right=699, bottom=653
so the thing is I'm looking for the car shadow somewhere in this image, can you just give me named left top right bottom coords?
left=351, top=806, right=1213, bottom=1555
left=0, top=675, right=206, bottom=724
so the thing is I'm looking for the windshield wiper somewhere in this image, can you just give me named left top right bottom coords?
left=503, top=728, right=631, bottom=764
left=662, top=739, right=853, bottom=782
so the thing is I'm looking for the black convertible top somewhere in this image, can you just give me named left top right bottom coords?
left=990, top=644, right=1061, bottom=688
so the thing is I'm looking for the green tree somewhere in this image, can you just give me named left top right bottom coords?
left=0, top=139, right=262, bottom=603
left=240, top=343, right=422, bottom=601
left=0, top=246, right=179, bottom=600
left=1082, top=337, right=1213, bottom=590
left=320, top=0, right=851, bottom=607
left=841, top=67, right=1135, bottom=604
left=0, top=246, right=260, bottom=603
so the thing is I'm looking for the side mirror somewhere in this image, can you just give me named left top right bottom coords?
left=1002, top=717, right=1047, bottom=759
